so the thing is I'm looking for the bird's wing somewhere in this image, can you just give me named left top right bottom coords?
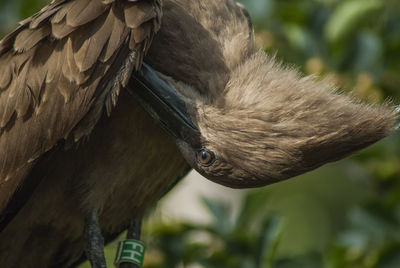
left=0, top=0, right=161, bottom=213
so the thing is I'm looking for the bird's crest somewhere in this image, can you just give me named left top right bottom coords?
left=176, top=51, right=399, bottom=188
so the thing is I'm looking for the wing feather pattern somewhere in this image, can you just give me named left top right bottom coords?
left=0, top=0, right=162, bottom=215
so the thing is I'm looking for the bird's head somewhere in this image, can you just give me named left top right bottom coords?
left=131, top=51, right=399, bottom=188
left=129, top=0, right=399, bottom=188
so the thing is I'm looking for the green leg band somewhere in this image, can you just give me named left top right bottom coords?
left=114, top=239, right=145, bottom=268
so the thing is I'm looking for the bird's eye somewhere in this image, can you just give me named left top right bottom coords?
left=196, top=148, right=216, bottom=167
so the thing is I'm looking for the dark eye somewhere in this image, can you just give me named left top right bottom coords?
left=196, top=148, right=216, bottom=166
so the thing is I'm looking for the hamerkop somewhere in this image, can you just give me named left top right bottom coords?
left=0, top=0, right=398, bottom=267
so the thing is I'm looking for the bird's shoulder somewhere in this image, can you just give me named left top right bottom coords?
left=0, top=0, right=161, bottom=213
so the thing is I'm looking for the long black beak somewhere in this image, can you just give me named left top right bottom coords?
left=129, top=63, right=201, bottom=144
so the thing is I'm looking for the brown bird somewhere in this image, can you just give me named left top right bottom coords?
left=0, top=0, right=398, bottom=267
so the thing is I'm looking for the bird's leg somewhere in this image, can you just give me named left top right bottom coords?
left=115, top=218, right=144, bottom=268
left=126, top=218, right=142, bottom=242
left=84, top=210, right=107, bottom=268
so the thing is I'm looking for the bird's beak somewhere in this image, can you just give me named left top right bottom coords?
left=129, top=63, right=201, bottom=144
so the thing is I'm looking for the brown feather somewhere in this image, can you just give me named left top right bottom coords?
left=57, top=70, right=79, bottom=103
left=0, top=64, right=11, bottom=91
left=63, top=38, right=91, bottom=85
left=99, top=5, right=126, bottom=62
left=44, top=40, right=64, bottom=85
left=14, top=60, right=32, bottom=118
left=51, top=19, right=76, bottom=39
left=66, top=0, right=108, bottom=28
left=0, top=55, right=30, bottom=127
left=29, top=4, right=63, bottom=29
left=131, top=21, right=152, bottom=45
left=51, top=1, right=73, bottom=24
left=14, top=24, right=51, bottom=52
left=26, top=68, right=46, bottom=107
left=121, top=53, right=136, bottom=87
left=0, top=91, right=17, bottom=129
left=124, top=1, right=156, bottom=29
left=0, top=26, right=24, bottom=56
left=135, top=43, right=145, bottom=70
left=72, top=12, right=112, bottom=72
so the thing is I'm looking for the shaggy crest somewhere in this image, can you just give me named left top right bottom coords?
left=173, top=51, right=399, bottom=188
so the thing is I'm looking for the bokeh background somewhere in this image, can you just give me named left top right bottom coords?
left=1, top=0, right=400, bottom=267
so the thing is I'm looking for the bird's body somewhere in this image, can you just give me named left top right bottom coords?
left=0, top=0, right=253, bottom=266
left=0, top=0, right=398, bottom=267
left=0, top=90, right=187, bottom=266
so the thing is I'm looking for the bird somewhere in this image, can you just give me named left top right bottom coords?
left=0, top=0, right=398, bottom=267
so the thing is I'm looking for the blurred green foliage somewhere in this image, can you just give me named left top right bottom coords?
left=1, top=0, right=400, bottom=267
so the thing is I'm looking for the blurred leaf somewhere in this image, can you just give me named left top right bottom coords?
left=201, top=197, right=232, bottom=235
left=325, top=0, right=383, bottom=43
left=273, top=252, right=323, bottom=268
left=283, top=24, right=316, bottom=56
left=353, top=31, right=384, bottom=77
left=257, top=216, right=283, bottom=268
left=376, top=247, right=400, bottom=268
left=235, top=189, right=270, bottom=229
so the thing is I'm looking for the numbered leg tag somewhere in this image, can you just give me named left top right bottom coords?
left=114, top=239, right=145, bottom=267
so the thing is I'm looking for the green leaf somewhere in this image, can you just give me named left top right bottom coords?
left=256, top=216, right=283, bottom=268
left=201, top=197, right=232, bottom=236
left=235, top=189, right=270, bottom=229
left=325, top=0, right=383, bottom=43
